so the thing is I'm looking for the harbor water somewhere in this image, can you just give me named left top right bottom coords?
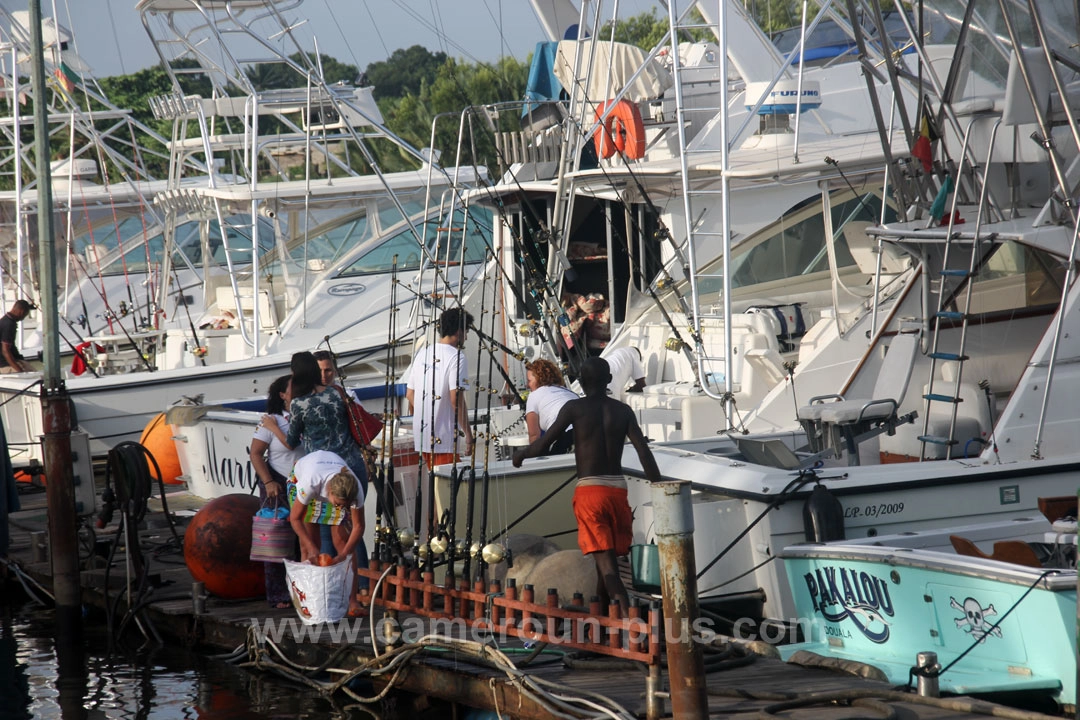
left=0, top=593, right=375, bottom=720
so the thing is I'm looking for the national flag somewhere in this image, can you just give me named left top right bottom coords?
left=54, top=61, right=81, bottom=94
left=52, top=66, right=73, bottom=93
left=929, top=174, right=955, bottom=223
left=911, top=113, right=935, bottom=172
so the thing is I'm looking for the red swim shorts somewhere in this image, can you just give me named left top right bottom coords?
left=421, top=452, right=459, bottom=469
left=572, top=485, right=632, bottom=556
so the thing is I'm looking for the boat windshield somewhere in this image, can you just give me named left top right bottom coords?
left=695, top=191, right=895, bottom=298
left=74, top=216, right=275, bottom=276
left=921, top=0, right=1080, bottom=102
left=263, top=193, right=430, bottom=274
left=336, top=206, right=494, bottom=277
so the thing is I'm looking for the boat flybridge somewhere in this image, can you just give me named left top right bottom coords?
left=0, top=7, right=213, bottom=357
left=462, top=0, right=919, bottom=440
left=0, top=0, right=491, bottom=465
left=426, top=0, right=1080, bottom=630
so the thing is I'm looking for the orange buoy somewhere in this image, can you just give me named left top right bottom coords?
left=594, top=99, right=646, bottom=160
left=139, top=412, right=184, bottom=485
left=184, top=494, right=265, bottom=600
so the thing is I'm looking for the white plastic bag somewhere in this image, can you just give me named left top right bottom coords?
left=283, top=559, right=350, bottom=625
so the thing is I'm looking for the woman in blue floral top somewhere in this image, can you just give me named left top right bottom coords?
left=271, top=351, right=370, bottom=596
left=286, top=352, right=368, bottom=482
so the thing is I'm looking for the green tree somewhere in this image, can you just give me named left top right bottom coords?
left=363, top=45, right=448, bottom=101
left=372, top=54, right=528, bottom=173
left=246, top=52, right=359, bottom=91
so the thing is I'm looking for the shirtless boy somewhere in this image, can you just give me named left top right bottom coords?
left=513, top=356, right=661, bottom=611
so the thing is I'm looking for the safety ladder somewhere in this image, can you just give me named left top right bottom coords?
left=213, top=209, right=264, bottom=347
left=918, top=119, right=1003, bottom=460
left=660, top=4, right=729, bottom=400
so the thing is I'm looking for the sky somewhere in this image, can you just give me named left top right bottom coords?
left=8, top=0, right=661, bottom=79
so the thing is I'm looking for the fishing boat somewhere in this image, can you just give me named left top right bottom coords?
left=422, top=0, right=923, bottom=566
left=431, top=0, right=1080, bottom=633
left=779, top=515, right=1077, bottom=710
left=0, top=7, right=212, bottom=359
left=0, top=0, right=489, bottom=464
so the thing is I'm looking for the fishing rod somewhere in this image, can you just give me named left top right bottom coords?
left=423, top=274, right=444, bottom=572
left=444, top=225, right=478, bottom=582
left=459, top=252, right=494, bottom=584
left=468, top=322, right=526, bottom=411
left=439, top=105, right=583, bottom=370
left=554, top=72, right=704, bottom=360
left=57, top=318, right=100, bottom=379
left=378, top=256, right=399, bottom=541
left=170, top=259, right=206, bottom=367
left=473, top=250, right=502, bottom=584
left=66, top=247, right=155, bottom=372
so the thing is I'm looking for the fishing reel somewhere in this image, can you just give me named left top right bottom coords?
left=428, top=532, right=450, bottom=557
left=463, top=541, right=508, bottom=566
left=664, top=337, right=685, bottom=352
left=480, top=543, right=508, bottom=566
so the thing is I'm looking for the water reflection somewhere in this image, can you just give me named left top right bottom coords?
left=0, top=600, right=374, bottom=720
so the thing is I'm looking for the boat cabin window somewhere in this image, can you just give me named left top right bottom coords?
left=696, top=191, right=893, bottom=296
left=271, top=194, right=428, bottom=272
left=202, top=215, right=276, bottom=267
left=336, top=206, right=493, bottom=277
left=946, top=241, right=1066, bottom=316
left=73, top=218, right=239, bottom=275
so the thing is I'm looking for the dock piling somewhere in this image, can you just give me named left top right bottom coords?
left=652, top=480, right=707, bottom=720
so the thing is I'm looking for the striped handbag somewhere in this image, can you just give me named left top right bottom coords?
left=250, top=498, right=294, bottom=563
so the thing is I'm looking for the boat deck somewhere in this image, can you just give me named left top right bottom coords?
left=2, top=485, right=1066, bottom=719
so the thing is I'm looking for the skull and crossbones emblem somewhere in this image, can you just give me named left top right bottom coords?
left=950, top=596, right=1002, bottom=643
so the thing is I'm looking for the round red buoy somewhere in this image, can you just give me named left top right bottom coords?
left=140, top=412, right=184, bottom=485
left=184, top=494, right=265, bottom=600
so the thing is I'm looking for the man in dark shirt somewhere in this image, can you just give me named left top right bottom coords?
left=0, top=301, right=32, bottom=374
left=514, top=356, right=661, bottom=612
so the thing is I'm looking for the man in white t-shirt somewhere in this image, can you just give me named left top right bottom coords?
left=406, top=307, right=475, bottom=467
left=605, top=346, right=646, bottom=402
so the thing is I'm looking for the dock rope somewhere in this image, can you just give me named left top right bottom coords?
left=244, top=630, right=635, bottom=719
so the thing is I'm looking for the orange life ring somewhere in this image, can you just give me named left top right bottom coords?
left=594, top=99, right=645, bottom=160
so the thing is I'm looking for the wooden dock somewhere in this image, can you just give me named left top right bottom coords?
left=2, top=485, right=1065, bottom=719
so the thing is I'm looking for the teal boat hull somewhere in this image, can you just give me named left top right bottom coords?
left=779, top=544, right=1076, bottom=707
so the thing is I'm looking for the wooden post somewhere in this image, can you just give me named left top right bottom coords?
left=652, top=481, right=707, bottom=720
left=30, top=0, right=80, bottom=616
left=505, top=578, right=517, bottom=630
left=546, top=588, right=559, bottom=638
left=522, top=584, right=535, bottom=639
left=490, top=580, right=502, bottom=627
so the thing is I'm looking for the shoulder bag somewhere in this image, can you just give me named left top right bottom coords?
left=333, top=384, right=383, bottom=446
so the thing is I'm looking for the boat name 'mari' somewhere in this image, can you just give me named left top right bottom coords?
left=204, top=426, right=258, bottom=491
left=803, top=566, right=895, bottom=643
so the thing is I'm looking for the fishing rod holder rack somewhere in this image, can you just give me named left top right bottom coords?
left=357, top=559, right=662, bottom=664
